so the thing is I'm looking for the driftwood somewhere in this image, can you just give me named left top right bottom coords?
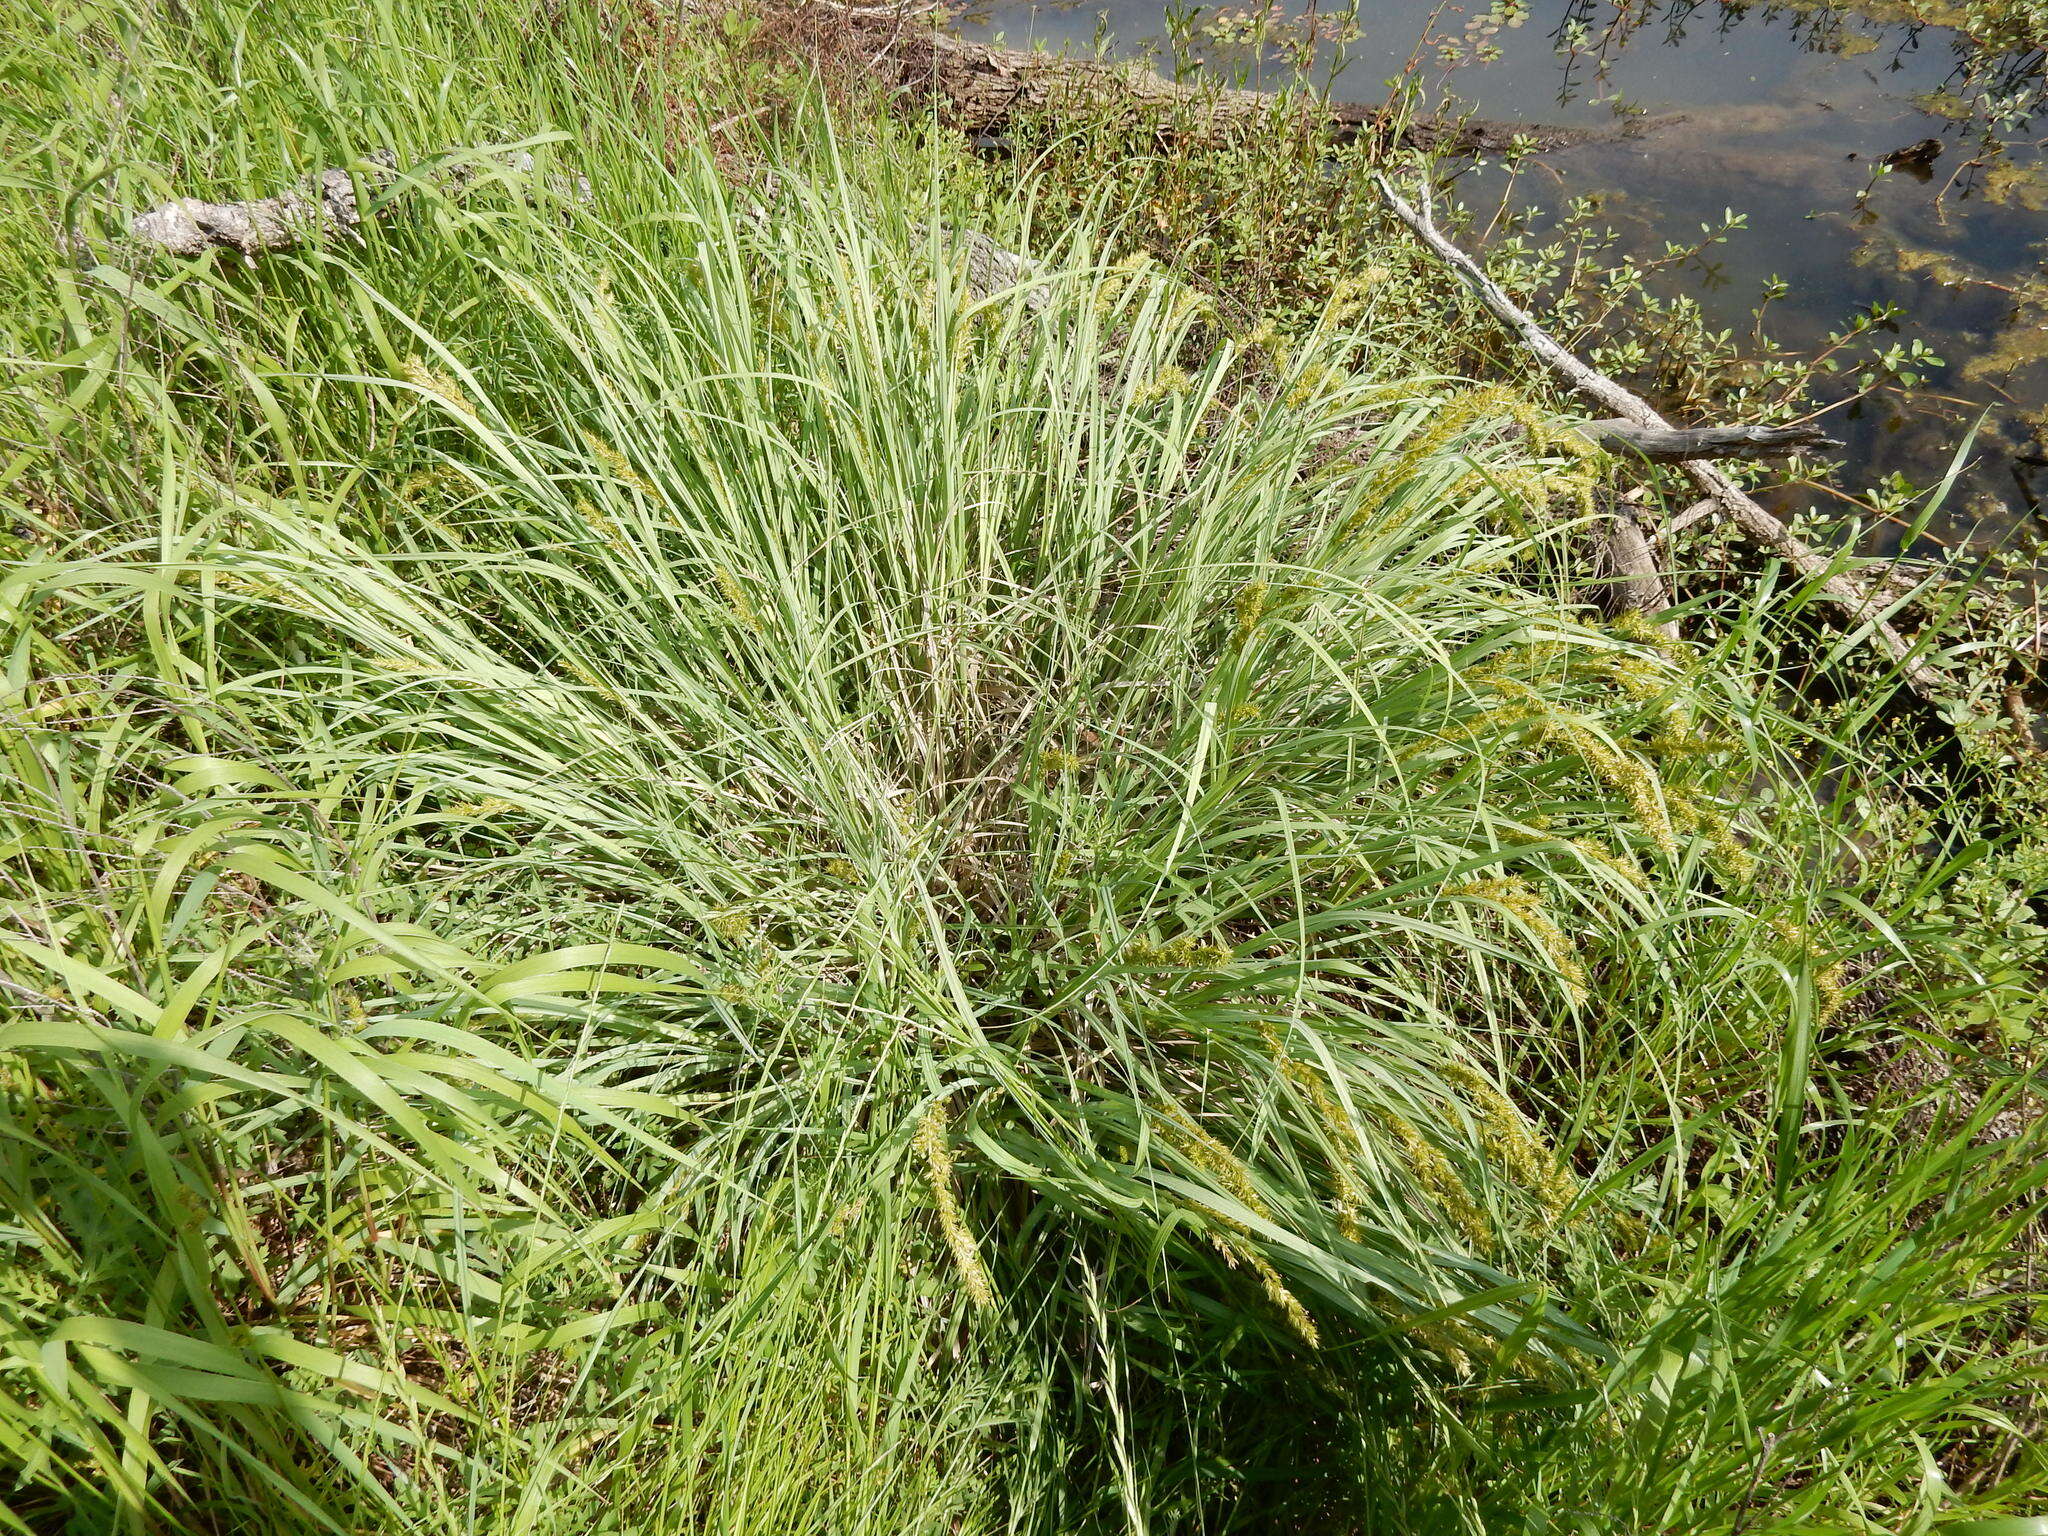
left=1373, top=173, right=1948, bottom=704
left=1588, top=493, right=1675, bottom=622
left=957, top=226, right=1050, bottom=312
left=1583, top=419, right=1842, bottom=463
left=131, top=152, right=398, bottom=257
left=873, top=28, right=1653, bottom=157
left=126, top=150, right=583, bottom=258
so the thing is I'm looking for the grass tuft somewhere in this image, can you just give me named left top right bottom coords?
left=1, top=1, right=2042, bottom=1531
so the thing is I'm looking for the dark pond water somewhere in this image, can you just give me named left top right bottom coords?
left=960, top=0, right=2048, bottom=545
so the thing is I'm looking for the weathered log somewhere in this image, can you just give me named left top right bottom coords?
left=1373, top=172, right=1947, bottom=702
left=130, top=152, right=396, bottom=257
left=956, top=226, right=1050, bottom=312
left=1597, top=498, right=1675, bottom=626
left=1584, top=419, right=1842, bottom=463
left=873, top=28, right=1650, bottom=157
left=126, top=150, right=583, bottom=258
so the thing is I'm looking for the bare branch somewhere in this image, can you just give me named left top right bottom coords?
left=1373, top=172, right=1947, bottom=704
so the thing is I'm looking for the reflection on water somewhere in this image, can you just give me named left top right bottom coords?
left=959, top=0, right=2048, bottom=542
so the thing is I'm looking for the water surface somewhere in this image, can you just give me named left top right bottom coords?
left=960, top=0, right=2048, bottom=542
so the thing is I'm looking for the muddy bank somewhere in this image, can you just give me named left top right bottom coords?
left=958, top=0, right=2048, bottom=543
left=857, top=20, right=1671, bottom=156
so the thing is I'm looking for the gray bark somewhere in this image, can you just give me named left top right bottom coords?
left=1373, top=173, right=1947, bottom=704
left=130, top=153, right=395, bottom=256
left=1584, top=419, right=1842, bottom=463
left=126, top=150, right=583, bottom=258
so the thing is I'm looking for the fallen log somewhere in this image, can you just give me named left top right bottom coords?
left=956, top=225, right=1050, bottom=312
left=1584, top=419, right=1842, bottom=463
left=1595, top=493, right=1675, bottom=622
left=125, top=150, right=583, bottom=258
left=1372, top=172, right=1948, bottom=702
left=130, top=152, right=397, bottom=257
left=872, top=28, right=1659, bottom=157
